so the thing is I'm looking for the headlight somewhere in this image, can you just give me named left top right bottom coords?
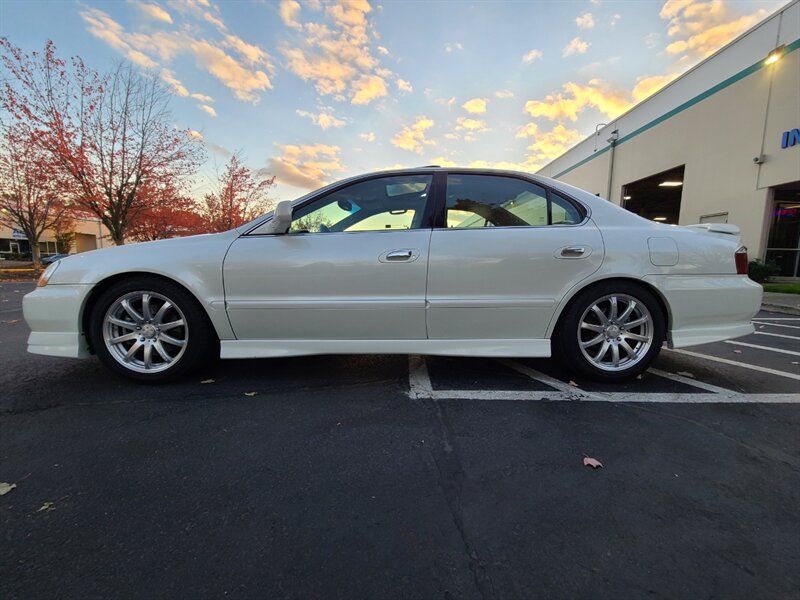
left=37, top=261, right=61, bottom=287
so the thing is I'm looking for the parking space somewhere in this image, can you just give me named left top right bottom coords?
left=1, top=282, right=799, bottom=599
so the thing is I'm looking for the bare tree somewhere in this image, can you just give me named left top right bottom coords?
left=0, top=39, right=205, bottom=245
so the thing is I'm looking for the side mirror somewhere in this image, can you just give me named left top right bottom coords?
left=262, top=200, right=293, bottom=234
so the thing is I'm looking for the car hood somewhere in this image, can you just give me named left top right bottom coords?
left=48, top=230, right=240, bottom=286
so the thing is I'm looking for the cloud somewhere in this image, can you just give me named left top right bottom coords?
left=199, top=104, right=217, bottom=117
left=223, top=34, right=274, bottom=69
left=445, top=42, right=463, bottom=53
left=190, top=92, right=214, bottom=102
left=575, top=12, right=595, bottom=29
left=190, top=40, right=272, bottom=102
left=188, top=129, right=204, bottom=140
left=377, top=46, right=389, bottom=55
left=461, top=98, right=488, bottom=114
left=296, top=108, right=347, bottom=129
left=161, top=69, right=189, bottom=97
left=81, top=6, right=273, bottom=104
left=396, top=78, right=413, bottom=93
left=524, top=79, right=630, bottom=122
left=435, top=96, right=457, bottom=109
left=660, top=0, right=767, bottom=59
left=495, top=89, right=514, bottom=99
left=525, top=124, right=584, bottom=164
left=562, top=37, right=590, bottom=57
left=137, top=3, right=173, bottom=24
left=279, top=0, right=302, bottom=29
left=522, top=48, right=543, bottom=64
left=280, top=1, right=391, bottom=106
left=645, top=32, right=661, bottom=48
left=632, top=73, right=678, bottom=101
left=266, top=143, right=345, bottom=190
left=428, top=156, right=458, bottom=167
left=456, top=117, right=488, bottom=133
left=611, top=14, right=621, bottom=26
left=392, top=116, right=435, bottom=153
left=360, top=132, right=376, bottom=142
left=515, top=122, right=539, bottom=139
left=351, top=74, right=388, bottom=105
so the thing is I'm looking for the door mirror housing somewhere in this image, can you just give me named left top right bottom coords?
left=261, top=200, right=293, bottom=235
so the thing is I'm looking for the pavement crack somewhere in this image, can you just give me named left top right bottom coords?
left=425, top=398, right=496, bottom=600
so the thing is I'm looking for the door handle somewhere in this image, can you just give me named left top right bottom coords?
left=558, top=245, right=589, bottom=258
left=385, top=250, right=414, bottom=261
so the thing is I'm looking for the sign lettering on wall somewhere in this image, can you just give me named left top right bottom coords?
left=11, top=229, right=27, bottom=240
left=781, top=128, right=800, bottom=149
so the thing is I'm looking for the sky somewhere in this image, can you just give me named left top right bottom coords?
left=0, top=0, right=791, bottom=202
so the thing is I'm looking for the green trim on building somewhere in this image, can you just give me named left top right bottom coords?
left=552, top=37, right=800, bottom=180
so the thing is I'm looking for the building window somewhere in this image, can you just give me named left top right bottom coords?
left=621, top=165, right=685, bottom=224
left=0, top=239, right=10, bottom=253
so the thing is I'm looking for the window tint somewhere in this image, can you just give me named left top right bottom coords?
left=550, top=192, right=583, bottom=225
left=289, top=175, right=432, bottom=233
left=444, top=174, right=583, bottom=228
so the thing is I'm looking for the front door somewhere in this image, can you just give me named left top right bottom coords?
left=426, top=173, right=604, bottom=340
left=223, top=174, right=434, bottom=340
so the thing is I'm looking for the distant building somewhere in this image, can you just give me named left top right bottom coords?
left=0, top=214, right=112, bottom=258
left=538, top=0, right=800, bottom=279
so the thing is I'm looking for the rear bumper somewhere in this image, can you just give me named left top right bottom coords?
left=23, top=284, right=92, bottom=358
left=642, top=275, right=762, bottom=348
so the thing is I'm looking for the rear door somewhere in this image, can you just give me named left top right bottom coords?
left=426, top=173, right=604, bottom=340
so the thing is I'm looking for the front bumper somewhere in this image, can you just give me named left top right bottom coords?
left=642, top=274, right=762, bottom=348
left=23, top=284, right=93, bottom=358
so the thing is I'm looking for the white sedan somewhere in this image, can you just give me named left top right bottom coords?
left=23, top=168, right=762, bottom=383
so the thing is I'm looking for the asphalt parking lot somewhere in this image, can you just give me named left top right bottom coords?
left=1, top=281, right=798, bottom=599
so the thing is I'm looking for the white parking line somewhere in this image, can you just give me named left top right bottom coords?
left=752, top=317, right=800, bottom=321
left=407, top=355, right=800, bottom=403
left=724, top=340, right=800, bottom=356
left=753, top=322, right=800, bottom=330
left=754, top=331, right=800, bottom=340
left=665, top=348, right=800, bottom=381
left=646, top=368, right=735, bottom=394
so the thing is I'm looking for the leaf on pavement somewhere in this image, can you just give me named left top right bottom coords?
left=568, top=380, right=579, bottom=387
left=583, top=456, right=603, bottom=469
left=677, top=371, right=695, bottom=378
left=36, top=501, right=55, bottom=512
left=1, top=319, right=20, bottom=324
left=733, top=349, right=742, bottom=354
left=200, top=379, right=215, bottom=384
left=244, top=392, right=257, bottom=397
left=0, top=482, right=16, bottom=496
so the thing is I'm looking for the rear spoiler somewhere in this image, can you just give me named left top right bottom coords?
left=685, top=223, right=740, bottom=235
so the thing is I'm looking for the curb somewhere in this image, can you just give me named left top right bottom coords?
left=761, top=302, right=800, bottom=316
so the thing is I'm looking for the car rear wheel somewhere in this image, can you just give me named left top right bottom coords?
left=89, top=277, right=216, bottom=382
left=555, top=282, right=665, bottom=382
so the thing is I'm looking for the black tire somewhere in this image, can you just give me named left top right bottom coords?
left=553, top=281, right=666, bottom=382
left=88, top=276, right=217, bottom=383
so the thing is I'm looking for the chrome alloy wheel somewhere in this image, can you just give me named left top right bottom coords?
left=577, top=294, right=654, bottom=372
left=102, top=291, right=188, bottom=374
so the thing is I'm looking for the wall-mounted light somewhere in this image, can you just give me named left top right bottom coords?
left=658, top=181, right=683, bottom=187
left=623, top=195, right=632, bottom=200
left=766, top=44, right=786, bottom=65
left=653, top=217, right=668, bottom=221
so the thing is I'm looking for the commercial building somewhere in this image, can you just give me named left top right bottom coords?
left=537, top=0, right=800, bottom=278
left=0, top=215, right=110, bottom=259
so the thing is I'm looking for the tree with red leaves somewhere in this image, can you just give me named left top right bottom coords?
left=0, top=39, right=205, bottom=245
left=128, top=180, right=203, bottom=242
left=200, top=153, right=275, bottom=233
left=0, top=124, right=72, bottom=266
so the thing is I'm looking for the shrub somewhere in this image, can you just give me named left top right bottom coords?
left=748, top=259, right=780, bottom=283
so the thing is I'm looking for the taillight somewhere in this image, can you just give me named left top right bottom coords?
left=735, top=246, right=748, bottom=275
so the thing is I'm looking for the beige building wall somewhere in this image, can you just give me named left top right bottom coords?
left=0, top=215, right=111, bottom=256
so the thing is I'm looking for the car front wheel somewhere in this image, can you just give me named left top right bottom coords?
left=89, top=278, right=216, bottom=382
left=555, top=282, right=665, bottom=382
